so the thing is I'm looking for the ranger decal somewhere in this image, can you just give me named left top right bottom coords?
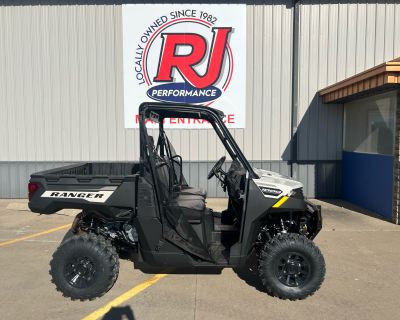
left=41, top=191, right=114, bottom=203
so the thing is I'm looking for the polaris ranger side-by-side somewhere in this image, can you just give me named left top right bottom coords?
left=28, top=102, right=325, bottom=301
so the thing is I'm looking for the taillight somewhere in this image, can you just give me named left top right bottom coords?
left=28, top=182, right=40, bottom=201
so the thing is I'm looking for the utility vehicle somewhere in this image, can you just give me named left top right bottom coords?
left=28, top=102, right=325, bottom=301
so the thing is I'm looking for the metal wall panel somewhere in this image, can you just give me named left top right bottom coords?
left=293, top=161, right=341, bottom=198
left=0, top=161, right=293, bottom=198
left=0, top=160, right=341, bottom=198
left=2, top=2, right=398, bottom=199
left=296, top=0, right=400, bottom=161
left=0, top=162, right=73, bottom=198
left=0, top=3, right=293, bottom=163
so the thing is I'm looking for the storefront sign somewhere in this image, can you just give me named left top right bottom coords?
left=122, top=4, right=246, bottom=128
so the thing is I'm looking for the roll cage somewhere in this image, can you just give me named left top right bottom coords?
left=138, top=102, right=257, bottom=179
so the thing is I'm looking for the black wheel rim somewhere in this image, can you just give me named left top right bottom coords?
left=64, top=256, right=96, bottom=288
left=275, top=251, right=310, bottom=287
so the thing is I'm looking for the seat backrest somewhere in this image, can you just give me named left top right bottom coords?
left=148, top=135, right=155, bottom=149
left=165, top=135, right=188, bottom=187
left=154, top=155, right=173, bottom=201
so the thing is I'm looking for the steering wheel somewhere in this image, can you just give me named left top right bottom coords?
left=208, top=156, right=226, bottom=180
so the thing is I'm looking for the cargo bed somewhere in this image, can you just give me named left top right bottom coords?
left=28, top=162, right=142, bottom=215
left=31, top=162, right=142, bottom=178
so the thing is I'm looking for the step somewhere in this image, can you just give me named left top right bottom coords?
left=208, top=243, right=229, bottom=264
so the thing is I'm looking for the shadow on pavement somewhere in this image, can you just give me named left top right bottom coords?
left=133, top=263, right=223, bottom=275
left=319, top=198, right=393, bottom=223
left=102, top=306, right=135, bottom=320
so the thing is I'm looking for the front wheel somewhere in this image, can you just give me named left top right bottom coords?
left=258, top=233, right=325, bottom=300
left=50, top=233, right=119, bottom=301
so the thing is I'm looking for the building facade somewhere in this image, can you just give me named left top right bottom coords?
left=1, top=1, right=400, bottom=221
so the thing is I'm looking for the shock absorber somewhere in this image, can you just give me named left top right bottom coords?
left=299, top=216, right=309, bottom=236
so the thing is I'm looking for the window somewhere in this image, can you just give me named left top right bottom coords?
left=343, top=91, right=397, bottom=155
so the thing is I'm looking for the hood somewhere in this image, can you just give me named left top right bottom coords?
left=252, top=167, right=303, bottom=198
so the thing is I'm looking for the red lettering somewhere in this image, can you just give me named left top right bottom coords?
left=154, top=27, right=232, bottom=88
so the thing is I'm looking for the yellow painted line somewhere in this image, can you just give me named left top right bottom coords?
left=0, top=224, right=71, bottom=247
left=272, top=196, right=289, bottom=208
left=82, top=273, right=168, bottom=320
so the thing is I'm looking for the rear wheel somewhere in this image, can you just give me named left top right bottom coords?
left=258, top=233, right=325, bottom=300
left=50, top=233, right=119, bottom=301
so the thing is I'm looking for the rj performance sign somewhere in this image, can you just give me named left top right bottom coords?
left=122, top=4, right=246, bottom=128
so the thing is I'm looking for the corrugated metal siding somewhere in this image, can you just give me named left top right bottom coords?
left=244, top=2, right=293, bottom=161
left=1, top=160, right=339, bottom=198
left=0, top=162, right=73, bottom=198
left=293, top=161, right=341, bottom=198
left=2, top=2, right=399, bottom=199
left=0, top=160, right=291, bottom=198
left=0, top=3, right=293, bottom=162
left=296, top=1, right=400, bottom=161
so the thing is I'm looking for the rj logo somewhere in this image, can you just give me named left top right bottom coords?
left=154, top=27, right=232, bottom=89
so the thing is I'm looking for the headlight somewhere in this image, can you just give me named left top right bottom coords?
left=259, top=186, right=282, bottom=197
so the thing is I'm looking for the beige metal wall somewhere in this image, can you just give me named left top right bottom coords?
left=0, top=3, right=293, bottom=162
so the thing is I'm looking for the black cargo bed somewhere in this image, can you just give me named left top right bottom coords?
left=28, top=162, right=142, bottom=214
left=32, top=162, right=142, bottom=178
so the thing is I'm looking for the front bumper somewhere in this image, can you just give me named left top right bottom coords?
left=305, top=200, right=322, bottom=239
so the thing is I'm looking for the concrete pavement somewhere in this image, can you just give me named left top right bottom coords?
left=0, top=198, right=399, bottom=320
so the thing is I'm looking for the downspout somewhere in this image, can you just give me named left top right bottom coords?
left=290, top=0, right=300, bottom=178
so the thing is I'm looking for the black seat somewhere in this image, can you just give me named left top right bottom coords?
left=152, top=150, right=205, bottom=222
left=170, top=194, right=205, bottom=221
left=151, top=133, right=208, bottom=199
left=178, top=186, right=207, bottom=198
left=173, top=194, right=205, bottom=211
